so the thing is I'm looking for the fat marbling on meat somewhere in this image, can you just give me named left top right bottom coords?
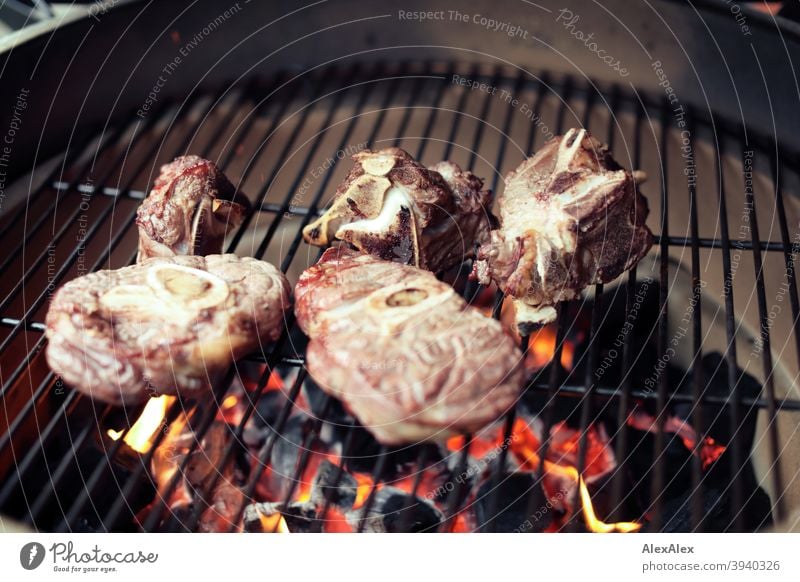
left=474, top=129, right=652, bottom=334
left=302, top=147, right=493, bottom=273
left=295, top=247, right=525, bottom=444
left=45, top=254, right=289, bottom=405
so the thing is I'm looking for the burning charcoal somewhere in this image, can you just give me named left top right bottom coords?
left=673, top=352, right=762, bottom=448
left=475, top=473, right=553, bottom=532
left=177, top=422, right=249, bottom=499
left=243, top=501, right=318, bottom=533
left=197, top=479, right=246, bottom=533
left=311, top=460, right=358, bottom=510
left=347, top=487, right=443, bottom=532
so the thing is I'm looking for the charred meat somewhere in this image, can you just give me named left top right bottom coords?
left=295, top=247, right=525, bottom=444
left=45, top=254, right=289, bottom=405
left=136, top=156, right=249, bottom=261
left=302, top=148, right=493, bottom=272
left=474, top=129, right=652, bottom=333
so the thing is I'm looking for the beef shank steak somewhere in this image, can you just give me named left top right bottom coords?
left=45, top=254, right=289, bottom=405
left=296, top=247, right=524, bottom=444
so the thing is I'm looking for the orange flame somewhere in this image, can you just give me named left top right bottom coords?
left=579, top=477, right=641, bottom=533
left=259, top=512, right=290, bottom=533
left=107, top=395, right=174, bottom=453
left=526, top=325, right=575, bottom=371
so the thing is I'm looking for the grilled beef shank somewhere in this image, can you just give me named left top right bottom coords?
left=302, top=147, right=493, bottom=272
left=474, top=129, right=652, bottom=333
left=45, top=254, right=289, bottom=405
left=136, top=156, right=249, bottom=262
left=295, top=247, right=525, bottom=444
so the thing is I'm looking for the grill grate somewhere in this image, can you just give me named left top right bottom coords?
left=1, top=60, right=798, bottom=532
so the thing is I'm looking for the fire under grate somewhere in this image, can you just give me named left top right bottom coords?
left=1, top=61, right=799, bottom=533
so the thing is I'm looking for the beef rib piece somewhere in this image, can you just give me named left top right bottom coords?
left=296, top=247, right=524, bottom=444
left=45, top=255, right=289, bottom=405
left=473, top=129, right=652, bottom=334
left=302, top=148, right=493, bottom=273
left=136, top=156, right=249, bottom=261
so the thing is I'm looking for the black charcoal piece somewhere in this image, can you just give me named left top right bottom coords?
left=475, top=473, right=552, bottom=532
left=348, top=487, right=443, bottom=532
left=311, top=460, right=358, bottom=510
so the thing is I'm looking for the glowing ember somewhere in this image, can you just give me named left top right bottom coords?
left=579, top=477, right=641, bottom=533
left=626, top=409, right=726, bottom=470
left=107, top=395, right=173, bottom=453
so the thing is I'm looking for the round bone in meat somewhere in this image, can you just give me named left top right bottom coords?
left=296, top=247, right=525, bottom=444
left=45, top=254, right=289, bottom=405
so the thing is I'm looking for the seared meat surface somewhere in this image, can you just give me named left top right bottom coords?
left=296, top=247, right=524, bottom=444
left=474, top=129, right=652, bottom=333
left=46, top=255, right=289, bottom=405
left=302, top=148, right=493, bottom=272
left=136, top=156, right=249, bottom=261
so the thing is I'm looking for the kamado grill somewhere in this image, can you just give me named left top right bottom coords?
left=1, top=0, right=800, bottom=534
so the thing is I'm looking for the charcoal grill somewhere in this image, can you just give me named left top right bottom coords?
left=2, top=0, right=800, bottom=533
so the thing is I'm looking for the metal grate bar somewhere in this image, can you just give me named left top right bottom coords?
left=0, top=122, right=130, bottom=277
left=742, top=145, right=786, bottom=523
left=439, top=436, right=472, bottom=532
left=355, top=445, right=390, bottom=533
left=769, top=153, right=800, bottom=371
left=0, top=119, right=108, bottom=244
left=222, top=71, right=320, bottom=254
left=684, top=115, right=706, bottom=531
left=610, top=88, right=647, bottom=522
left=644, top=97, right=672, bottom=533
left=713, top=133, right=746, bottom=532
